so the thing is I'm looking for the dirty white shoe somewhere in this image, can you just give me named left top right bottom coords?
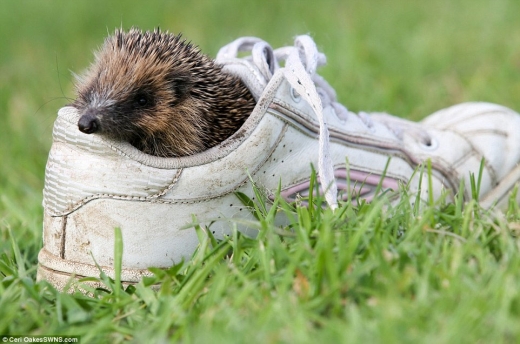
left=38, top=35, right=520, bottom=288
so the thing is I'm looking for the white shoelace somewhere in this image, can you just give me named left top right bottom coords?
left=281, top=36, right=339, bottom=210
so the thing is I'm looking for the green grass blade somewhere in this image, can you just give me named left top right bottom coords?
left=113, top=227, right=123, bottom=298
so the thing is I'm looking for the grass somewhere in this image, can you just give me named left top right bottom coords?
left=2, top=0, right=520, bottom=342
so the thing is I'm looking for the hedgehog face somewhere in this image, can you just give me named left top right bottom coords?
left=74, top=64, right=188, bottom=141
left=72, top=28, right=255, bottom=157
left=74, top=29, right=192, bottom=136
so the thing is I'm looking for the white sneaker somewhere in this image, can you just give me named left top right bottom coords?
left=37, top=35, right=520, bottom=288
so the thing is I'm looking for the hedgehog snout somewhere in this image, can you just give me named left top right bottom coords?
left=78, top=108, right=101, bottom=134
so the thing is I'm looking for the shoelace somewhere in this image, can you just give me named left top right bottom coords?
left=281, top=36, right=340, bottom=210
left=217, top=35, right=432, bottom=210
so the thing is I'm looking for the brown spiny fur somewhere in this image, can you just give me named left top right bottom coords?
left=72, top=28, right=256, bottom=157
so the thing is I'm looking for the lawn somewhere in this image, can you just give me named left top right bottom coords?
left=1, top=0, right=520, bottom=343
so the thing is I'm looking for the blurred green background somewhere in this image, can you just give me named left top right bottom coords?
left=1, top=0, right=520, bottom=261
left=1, top=2, right=520, bottom=340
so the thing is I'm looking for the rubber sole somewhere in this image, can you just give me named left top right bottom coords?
left=37, top=248, right=154, bottom=291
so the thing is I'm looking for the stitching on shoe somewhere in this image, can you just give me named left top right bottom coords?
left=60, top=216, right=67, bottom=260
left=430, top=108, right=515, bottom=129
left=57, top=168, right=184, bottom=216
left=149, top=168, right=184, bottom=198
left=270, top=100, right=400, bottom=149
left=459, top=128, right=508, bottom=137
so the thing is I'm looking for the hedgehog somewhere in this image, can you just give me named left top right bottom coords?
left=72, top=28, right=256, bottom=157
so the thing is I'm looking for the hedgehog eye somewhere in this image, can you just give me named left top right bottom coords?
left=135, top=93, right=151, bottom=107
left=134, top=91, right=154, bottom=107
left=134, top=92, right=151, bottom=107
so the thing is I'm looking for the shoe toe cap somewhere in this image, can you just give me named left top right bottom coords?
left=423, top=102, right=520, bottom=179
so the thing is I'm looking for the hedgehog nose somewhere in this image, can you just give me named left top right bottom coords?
left=78, top=110, right=100, bottom=134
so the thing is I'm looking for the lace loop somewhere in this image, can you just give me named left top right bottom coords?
left=294, top=35, right=319, bottom=75
left=216, top=37, right=264, bottom=59
left=252, top=41, right=277, bottom=81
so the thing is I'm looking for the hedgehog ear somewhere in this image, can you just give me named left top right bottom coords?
left=170, top=72, right=192, bottom=101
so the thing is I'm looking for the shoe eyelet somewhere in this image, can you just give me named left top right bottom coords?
left=290, top=87, right=301, bottom=103
left=366, top=122, right=376, bottom=133
left=420, top=137, right=438, bottom=151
